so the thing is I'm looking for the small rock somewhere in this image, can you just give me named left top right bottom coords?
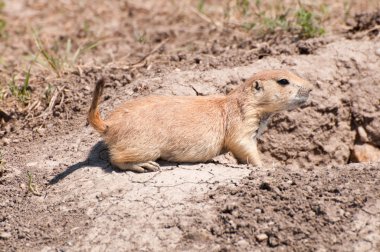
left=268, top=235, right=279, bottom=247
left=36, top=128, right=46, bottom=136
left=352, top=144, right=380, bottom=162
left=2, top=138, right=10, bottom=146
left=20, top=183, right=26, bottom=190
left=256, top=233, right=268, bottom=242
left=376, top=48, right=380, bottom=57
left=178, top=53, right=186, bottom=61
left=26, top=162, right=38, bottom=167
left=316, top=247, right=327, bottom=252
left=0, top=232, right=11, bottom=240
left=254, top=208, right=262, bottom=214
left=236, top=239, right=249, bottom=248
left=170, top=55, right=179, bottom=61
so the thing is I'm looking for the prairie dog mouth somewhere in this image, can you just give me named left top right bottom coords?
left=295, top=95, right=309, bottom=103
left=287, top=95, right=309, bottom=110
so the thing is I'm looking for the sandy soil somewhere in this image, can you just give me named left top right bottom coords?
left=0, top=1, right=380, bottom=251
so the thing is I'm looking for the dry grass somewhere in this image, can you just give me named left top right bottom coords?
left=188, top=0, right=379, bottom=35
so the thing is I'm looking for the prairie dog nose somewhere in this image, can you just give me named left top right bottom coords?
left=304, top=81, right=313, bottom=93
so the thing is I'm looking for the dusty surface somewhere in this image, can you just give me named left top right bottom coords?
left=1, top=1, right=380, bottom=251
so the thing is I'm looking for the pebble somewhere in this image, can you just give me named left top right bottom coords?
left=268, top=236, right=279, bottom=247
left=0, top=232, right=11, bottom=240
left=26, top=162, right=38, bottom=167
left=256, top=233, right=268, bottom=241
left=20, top=183, right=26, bottom=190
left=254, top=208, right=262, bottom=214
left=2, top=138, right=10, bottom=146
left=376, top=48, right=380, bottom=57
left=236, top=239, right=249, bottom=248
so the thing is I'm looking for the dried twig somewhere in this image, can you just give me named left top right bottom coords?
left=130, top=38, right=169, bottom=67
left=38, top=87, right=64, bottom=118
left=189, top=7, right=221, bottom=28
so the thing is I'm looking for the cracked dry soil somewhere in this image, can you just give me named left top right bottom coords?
left=1, top=1, right=380, bottom=252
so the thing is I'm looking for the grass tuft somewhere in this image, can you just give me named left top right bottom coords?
left=296, top=8, right=325, bottom=38
left=33, top=31, right=63, bottom=77
left=9, top=64, right=32, bottom=104
left=33, top=30, right=99, bottom=76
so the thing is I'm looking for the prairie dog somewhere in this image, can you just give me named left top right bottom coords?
left=88, top=70, right=313, bottom=172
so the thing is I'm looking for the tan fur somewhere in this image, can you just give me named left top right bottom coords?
left=89, top=70, right=313, bottom=172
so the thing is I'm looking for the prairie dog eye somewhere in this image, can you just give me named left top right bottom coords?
left=277, top=79, right=289, bottom=85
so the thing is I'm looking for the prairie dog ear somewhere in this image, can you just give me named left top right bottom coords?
left=252, top=80, right=263, bottom=93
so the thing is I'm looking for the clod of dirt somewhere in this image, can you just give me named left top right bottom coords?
left=352, top=144, right=380, bottom=162
left=349, top=10, right=380, bottom=32
left=0, top=232, right=12, bottom=240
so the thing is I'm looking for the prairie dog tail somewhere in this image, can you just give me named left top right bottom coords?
left=88, top=78, right=107, bottom=134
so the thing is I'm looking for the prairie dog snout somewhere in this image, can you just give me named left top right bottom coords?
left=88, top=69, right=312, bottom=172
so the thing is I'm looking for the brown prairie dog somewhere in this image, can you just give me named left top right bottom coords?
left=88, top=70, right=313, bottom=172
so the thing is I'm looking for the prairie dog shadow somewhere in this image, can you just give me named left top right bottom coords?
left=49, top=141, right=114, bottom=184
left=49, top=141, right=188, bottom=185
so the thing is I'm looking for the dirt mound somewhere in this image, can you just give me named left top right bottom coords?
left=179, top=163, right=380, bottom=251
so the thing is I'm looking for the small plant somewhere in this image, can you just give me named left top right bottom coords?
left=197, top=0, right=205, bottom=13
left=135, top=31, right=147, bottom=44
left=242, top=22, right=255, bottom=31
left=33, top=31, right=62, bottom=77
left=0, top=0, right=6, bottom=37
left=33, top=30, right=99, bottom=76
left=0, top=151, right=5, bottom=177
left=0, top=87, right=4, bottom=100
left=9, top=65, right=32, bottom=104
left=343, top=0, right=352, bottom=22
left=0, top=18, right=5, bottom=36
left=82, top=20, right=91, bottom=36
left=262, top=13, right=289, bottom=32
left=296, top=8, right=325, bottom=38
left=64, top=38, right=98, bottom=66
left=237, top=0, right=250, bottom=16
left=43, top=83, right=55, bottom=105
left=27, top=171, right=41, bottom=196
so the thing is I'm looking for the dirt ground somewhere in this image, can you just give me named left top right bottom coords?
left=1, top=1, right=380, bottom=251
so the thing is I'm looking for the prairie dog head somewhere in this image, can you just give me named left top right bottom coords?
left=236, top=70, right=313, bottom=113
